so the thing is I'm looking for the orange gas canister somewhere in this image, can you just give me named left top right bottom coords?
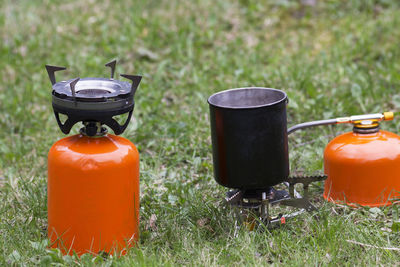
left=323, top=114, right=400, bottom=207
left=48, top=134, right=139, bottom=255
left=45, top=61, right=142, bottom=255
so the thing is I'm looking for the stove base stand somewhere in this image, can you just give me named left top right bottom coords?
left=225, top=175, right=327, bottom=229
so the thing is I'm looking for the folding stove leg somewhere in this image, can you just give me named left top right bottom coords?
left=279, top=175, right=327, bottom=212
left=224, top=175, right=326, bottom=230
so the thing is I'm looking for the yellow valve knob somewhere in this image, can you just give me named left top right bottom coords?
left=384, top=112, right=394, bottom=121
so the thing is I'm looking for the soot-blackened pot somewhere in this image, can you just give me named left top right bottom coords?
left=208, top=87, right=289, bottom=190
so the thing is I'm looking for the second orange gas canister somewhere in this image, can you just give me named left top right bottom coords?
left=324, top=117, right=400, bottom=207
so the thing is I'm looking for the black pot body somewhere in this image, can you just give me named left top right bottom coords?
left=208, top=87, right=289, bottom=190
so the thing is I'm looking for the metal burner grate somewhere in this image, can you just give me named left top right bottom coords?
left=45, top=60, right=142, bottom=136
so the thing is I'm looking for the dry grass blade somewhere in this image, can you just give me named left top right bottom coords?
left=346, top=240, right=400, bottom=251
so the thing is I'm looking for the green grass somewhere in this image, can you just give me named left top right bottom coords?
left=1, top=0, right=400, bottom=265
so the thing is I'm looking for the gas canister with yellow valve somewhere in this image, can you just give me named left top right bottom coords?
left=45, top=60, right=142, bottom=255
left=323, top=112, right=400, bottom=207
left=287, top=111, right=400, bottom=207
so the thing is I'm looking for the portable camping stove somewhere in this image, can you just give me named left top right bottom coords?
left=225, top=175, right=327, bottom=228
left=46, top=60, right=142, bottom=255
left=45, top=60, right=141, bottom=136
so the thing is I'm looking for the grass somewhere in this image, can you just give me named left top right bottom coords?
left=1, top=0, right=400, bottom=265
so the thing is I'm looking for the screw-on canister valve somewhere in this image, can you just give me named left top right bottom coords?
left=352, top=112, right=394, bottom=134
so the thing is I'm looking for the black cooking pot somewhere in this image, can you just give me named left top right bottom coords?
left=208, top=87, right=289, bottom=190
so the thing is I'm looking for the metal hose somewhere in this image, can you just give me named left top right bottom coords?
left=287, top=112, right=393, bottom=135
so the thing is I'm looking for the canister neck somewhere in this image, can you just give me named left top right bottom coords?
left=80, top=122, right=108, bottom=137
left=352, top=120, right=380, bottom=134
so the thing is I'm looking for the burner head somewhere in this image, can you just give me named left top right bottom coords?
left=45, top=60, right=142, bottom=136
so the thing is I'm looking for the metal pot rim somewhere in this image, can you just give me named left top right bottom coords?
left=207, top=87, right=287, bottom=110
